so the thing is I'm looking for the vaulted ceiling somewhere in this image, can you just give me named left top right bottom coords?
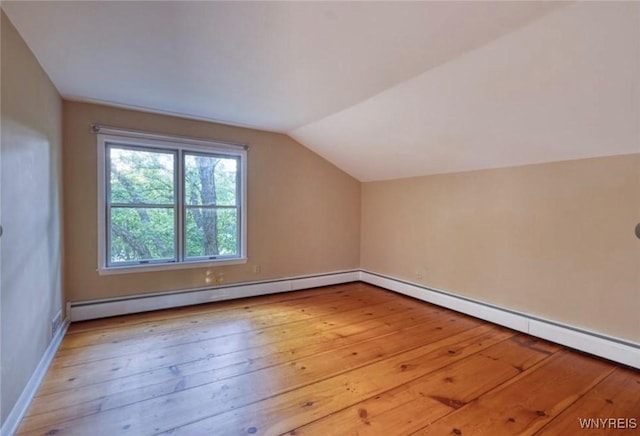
left=3, top=1, right=639, bottom=181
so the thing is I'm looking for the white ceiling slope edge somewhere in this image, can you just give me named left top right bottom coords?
left=291, top=2, right=640, bottom=181
left=2, top=1, right=561, bottom=133
left=3, top=2, right=639, bottom=181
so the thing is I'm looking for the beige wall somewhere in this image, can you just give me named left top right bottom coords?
left=362, top=154, right=640, bottom=343
left=1, top=11, right=64, bottom=425
left=63, top=101, right=361, bottom=302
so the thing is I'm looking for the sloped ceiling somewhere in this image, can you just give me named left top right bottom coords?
left=3, top=1, right=639, bottom=181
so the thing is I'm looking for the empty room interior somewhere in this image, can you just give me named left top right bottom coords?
left=1, top=1, right=639, bottom=435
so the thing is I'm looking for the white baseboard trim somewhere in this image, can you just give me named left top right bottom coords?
left=69, top=270, right=360, bottom=322
left=359, top=271, right=640, bottom=369
left=1, top=319, right=70, bottom=436
left=66, top=268, right=639, bottom=369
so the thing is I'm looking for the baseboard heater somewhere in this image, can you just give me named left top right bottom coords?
left=68, top=269, right=639, bottom=369
left=359, top=270, right=640, bottom=370
left=69, top=270, right=361, bottom=321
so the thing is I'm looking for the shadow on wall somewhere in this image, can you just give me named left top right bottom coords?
left=0, top=117, right=63, bottom=424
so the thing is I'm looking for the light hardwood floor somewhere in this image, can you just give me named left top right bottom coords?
left=17, top=283, right=639, bottom=435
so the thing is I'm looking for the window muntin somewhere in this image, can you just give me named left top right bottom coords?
left=98, top=133, right=246, bottom=272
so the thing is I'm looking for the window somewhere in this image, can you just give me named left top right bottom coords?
left=97, top=128, right=247, bottom=273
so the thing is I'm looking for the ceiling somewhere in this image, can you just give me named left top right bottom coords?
left=3, top=1, right=639, bottom=181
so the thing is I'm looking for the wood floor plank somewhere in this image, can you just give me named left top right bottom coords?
left=288, top=336, right=561, bottom=435
left=21, top=305, right=453, bottom=429
left=56, top=290, right=396, bottom=360
left=62, top=285, right=389, bottom=349
left=65, top=283, right=369, bottom=335
left=152, top=325, right=512, bottom=436
left=36, top=296, right=432, bottom=396
left=412, top=351, right=616, bottom=435
left=15, top=284, right=636, bottom=436
left=55, top=295, right=403, bottom=366
left=20, top=311, right=484, bottom=434
left=534, top=367, right=640, bottom=435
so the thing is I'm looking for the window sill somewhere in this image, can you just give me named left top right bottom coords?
left=97, top=257, right=248, bottom=275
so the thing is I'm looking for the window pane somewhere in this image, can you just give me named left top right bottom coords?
left=109, top=207, right=175, bottom=263
left=184, top=154, right=237, bottom=206
left=109, top=146, right=175, bottom=204
left=185, top=208, right=238, bottom=258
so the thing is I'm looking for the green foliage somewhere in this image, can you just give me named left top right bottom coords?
left=110, top=147, right=174, bottom=204
left=108, top=145, right=239, bottom=264
left=185, top=208, right=237, bottom=258
left=110, top=208, right=175, bottom=261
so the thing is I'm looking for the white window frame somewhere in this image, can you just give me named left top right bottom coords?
left=96, top=127, right=247, bottom=275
